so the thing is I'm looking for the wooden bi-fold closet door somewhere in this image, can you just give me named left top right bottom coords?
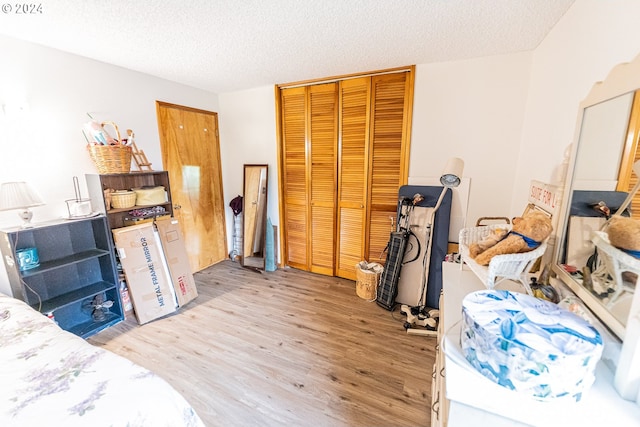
left=280, top=83, right=338, bottom=274
left=280, top=86, right=307, bottom=271
left=278, top=67, right=414, bottom=280
left=336, top=72, right=413, bottom=279
left=335, top=77, right=370, bottom=279
left=365, top=72, right=413, bottom=268
left=308, top=83, right=338, bottom=275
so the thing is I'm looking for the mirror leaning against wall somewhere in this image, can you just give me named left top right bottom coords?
left=552, top=54, right=640, bottom=402
left=242, top=164, right=268, bottom=270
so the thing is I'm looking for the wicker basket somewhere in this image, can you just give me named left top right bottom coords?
left=87, top=144, right=132, bottom=174
left=111, top=190, right=137, bottom=209
left=355, top=262, right=383, bottom=300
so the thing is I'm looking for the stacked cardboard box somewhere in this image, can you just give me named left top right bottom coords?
left=155, top=217, right=198, bottom=307
left=112, top=217, right=197, bottom=324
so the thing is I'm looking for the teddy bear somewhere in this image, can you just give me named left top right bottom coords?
left=473, top=211, right=553, bottom=266
left=468, top=227, right=509, bottom=258
left=607, top=216, right=640, bottom=257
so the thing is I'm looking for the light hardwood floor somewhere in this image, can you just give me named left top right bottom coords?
left=88, top=261, right=436, bottom=426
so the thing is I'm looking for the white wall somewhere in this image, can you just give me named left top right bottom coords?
left=513, top=0, right=640, bottom=213
left=410, top=52, right=532, bottom=226
left=218, top=86, right=278, bottom=259
left=0, top=34, right=219, bottom=295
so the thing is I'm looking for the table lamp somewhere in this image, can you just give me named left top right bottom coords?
left=440, top=157, right=464, bottom=187
left=0, top=182, right=45, bottom=228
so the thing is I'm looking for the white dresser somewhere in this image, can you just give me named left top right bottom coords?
left=436, top=261, right=640, bottom=427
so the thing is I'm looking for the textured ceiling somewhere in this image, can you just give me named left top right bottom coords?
left=0, top=0, right=575, bottom=93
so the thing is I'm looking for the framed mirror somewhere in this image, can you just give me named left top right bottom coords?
left=242, top=164, right=268, bottom=270
left=552, top=54, right=640, bottom=401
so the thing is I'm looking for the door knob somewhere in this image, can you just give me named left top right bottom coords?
left=174, top=204, right=182, bottom=210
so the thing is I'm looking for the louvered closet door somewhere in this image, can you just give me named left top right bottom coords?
left=309, top=83, right=338, bottom=275
left=281, top=87, right=309, bottom=270
left=367, top=73, right=413, bottom=264
left=336, top=77, right=371, bottom=279
left=278, top=67, right=414, bottom=276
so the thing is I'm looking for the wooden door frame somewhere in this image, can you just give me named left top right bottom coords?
left=275, top=86, right=286, bottom=267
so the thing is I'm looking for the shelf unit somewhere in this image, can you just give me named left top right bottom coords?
left=85, top=171, right=173, bottom=230
left=0, top=216, right=124, bottom=338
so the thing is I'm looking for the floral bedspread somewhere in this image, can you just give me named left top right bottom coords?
left=0, top=293, right=205, bottom=426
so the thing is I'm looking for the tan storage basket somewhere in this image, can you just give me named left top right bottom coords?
left=87, top=145, right=132, bottom=174
left=133, top=186, right=166, bottom=205
left=111, top=190, right=137, bottom=209
left=355, top=262, right=383, bottom=300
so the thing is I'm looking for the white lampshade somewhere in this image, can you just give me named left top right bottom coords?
left=440, top=157, right=464, bottom=188
left=0, top=182, right=45, bottom=228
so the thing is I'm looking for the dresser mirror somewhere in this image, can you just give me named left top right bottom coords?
left=552, top=54, right=640, bottom=401
left=242, top=164, right=268, bottom=270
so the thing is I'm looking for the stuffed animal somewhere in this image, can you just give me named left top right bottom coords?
left=607, top=216, right=640, bottom=257
left=468, top=227, right=509, bottom=258
left=473, top=211, right=553, bottom=266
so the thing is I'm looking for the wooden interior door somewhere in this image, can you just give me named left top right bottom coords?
left=336, top=77, right=371, bottom=280
left=156, top=102, right=227, bottom=272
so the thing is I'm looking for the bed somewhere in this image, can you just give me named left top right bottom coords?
left=0, top=292, right=205, bottom=426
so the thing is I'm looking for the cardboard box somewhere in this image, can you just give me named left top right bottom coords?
left=112, top=223, right=178, bottom=324
left=155, top=217, right=198, bottom=307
